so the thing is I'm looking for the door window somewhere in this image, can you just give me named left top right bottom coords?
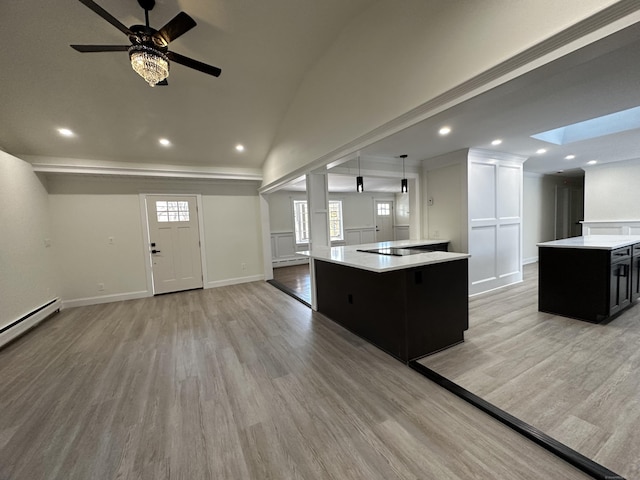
left=156, top=201, right=190, bottom=222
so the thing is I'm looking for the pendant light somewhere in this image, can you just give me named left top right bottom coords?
left=400, top=154, right=408, bottom=193
left=356, top=154, right=364, bottom=192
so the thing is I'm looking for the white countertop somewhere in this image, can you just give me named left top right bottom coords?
left=537, top=235, right=640, bottom=250
left=298, top=239, right=469, bottom=273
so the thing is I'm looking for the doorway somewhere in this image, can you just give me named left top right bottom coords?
left=554, top=180, right=584, bottom=239
left=145, top=195, right=204, bottom=294
left=375, top=200, right=395, bottom=242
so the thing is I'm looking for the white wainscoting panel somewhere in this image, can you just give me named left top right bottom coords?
left=270, top=232, right=308, bottom=267
left=469, top=225, right=497, bottom=285
left=345, top=227, right=376, bottom=245
left=469, top=162, right=496, bottom=221
left=395, top=225, right=410, bottom=241
left=581, top=221, right=640, bottom=236
left=497, top=223, right=521, bottom=278
left=468, top=149, right=526, bottom=295
left=498, top=166, right=521, bottom=219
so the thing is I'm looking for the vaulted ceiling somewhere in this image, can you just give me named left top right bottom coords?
left=0, top=0, right=373, bottom=172
left=2, top=1, right=640, bottom=189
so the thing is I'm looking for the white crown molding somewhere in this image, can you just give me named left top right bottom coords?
left=30, top=162, right=262, bottom=181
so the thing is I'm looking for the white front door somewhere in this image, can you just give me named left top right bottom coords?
left=146, top=195, right=203, bottom=294
left=375, top=200, right=394, bottom=242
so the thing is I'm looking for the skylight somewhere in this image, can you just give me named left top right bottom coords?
left=531, top=105, right=640, bottom=145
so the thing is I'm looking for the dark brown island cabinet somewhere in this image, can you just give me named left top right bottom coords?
left=538, top=236, right=640, bottom=323
left=301, top=241, right=470, bottom=363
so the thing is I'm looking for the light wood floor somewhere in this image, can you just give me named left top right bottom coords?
left=272, top=263, right=311, bottom=304
left=420, top=263, right=640, bottom=479
left=0, top=281, right=593, bottom=479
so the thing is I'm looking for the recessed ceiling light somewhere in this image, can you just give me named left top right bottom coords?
left=564, top=154, right=575, bottom=160
left=159, top=138, right=171, bottom=147
left=587, top=160, right=598, bottom=165
left=491, top=139, right=502, bottom=146
left=235, top=144, right=245, bottom=152
left=438, top=126, right=451, bottom=136
left=57, top=128, right=74, bottom=137
left=536, top=148, right=547, bottom=154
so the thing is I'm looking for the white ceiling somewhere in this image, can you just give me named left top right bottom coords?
left=0, top=0, right=373, bottom=169
left=2, top=1, right=640, bottom=192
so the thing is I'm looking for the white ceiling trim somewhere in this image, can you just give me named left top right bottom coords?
left=31, top=163, right=262, bottom=181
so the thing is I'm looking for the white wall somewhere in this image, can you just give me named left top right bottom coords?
left=47, top=175, right=264, bottom=305
left=0, top=151, right=59, bottom=328
left=523, top=173, right=555, bottom=263
left=203, top=195, right=264, bottom=286
left=522, top=173, right=582, bottom=263
left=424, top=150, right=469, bottom=253
left=584, top=158, right=640, bottom=220
left=267, top=190, right=395, bottom=263
left=262, top=0, right=620, bottom=187
left=267, top=190, right=394, bottom=233
left=49, top=194, right=147, bottom=303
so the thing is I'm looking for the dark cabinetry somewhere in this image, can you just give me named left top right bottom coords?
left=314, top=258, right=468, bottom=362
left=539, top=244, right=640, bottom=323
left=631, top=244, right=640, bottom=302
left=609, top=246, right=632, bottom=316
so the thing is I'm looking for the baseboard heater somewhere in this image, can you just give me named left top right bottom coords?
left=0, top=298, right=61, bottom=349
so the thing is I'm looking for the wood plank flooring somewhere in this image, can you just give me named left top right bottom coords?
left=420, top=263, right=640, bottom=480
left=0, top=281, right=593, bottom=479
left=272, top=263, right=311, bottom=303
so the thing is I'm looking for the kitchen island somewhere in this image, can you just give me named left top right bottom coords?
left=538, top=235, right=640, bottom=323
left=299, top=240, right=470, bottom=362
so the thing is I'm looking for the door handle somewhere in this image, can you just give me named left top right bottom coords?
left=151, top=249, right=161, bottom=254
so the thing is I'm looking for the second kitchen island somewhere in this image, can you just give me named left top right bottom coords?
left=299, top=240, right=470, bottom=363
left=538, top=235, right=640, bottom=323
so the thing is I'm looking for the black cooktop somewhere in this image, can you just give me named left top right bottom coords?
left=357, top=247, right=424, bottom=256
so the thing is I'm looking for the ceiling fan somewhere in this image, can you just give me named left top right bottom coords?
left=71, top=0, right=222, bottom=86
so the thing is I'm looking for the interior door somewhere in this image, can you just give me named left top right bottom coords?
left=146, top=195, right=203, bottom=294
left=375, top=200, right=394, bottom=242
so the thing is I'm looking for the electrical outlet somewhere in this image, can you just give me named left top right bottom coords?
left=434, top=230, right=439, bottom=239
left=98, top=283, right=105, bottom=291
left=241, top=263, right=247, bottom=271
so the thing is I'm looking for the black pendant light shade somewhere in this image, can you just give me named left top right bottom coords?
left=400, top=154, right=408, bottom=193
left=356, top=154, right=364, bottom=192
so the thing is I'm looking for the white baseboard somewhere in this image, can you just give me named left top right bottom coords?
left=0, top=298, right=62, bottom=348
left=272, top=257, right=309, bottom=268
left=523, top=256, right=538, bottom=265
left=62, top=290, right=151, bottom=309
left=206, top=274, right=264, bottom=289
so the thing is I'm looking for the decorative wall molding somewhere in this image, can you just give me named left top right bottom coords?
left=581, top=220, right=640, bottom=236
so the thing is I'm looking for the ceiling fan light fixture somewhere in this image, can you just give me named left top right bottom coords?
left=128, top=45, right=169, bottom=86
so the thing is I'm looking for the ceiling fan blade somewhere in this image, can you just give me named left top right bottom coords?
left=157, top=12, right=196, bottom=45
left=167, top=51, right=221, bottom=77
left=157, top=79, right=169, bottom=86
left=78, top=0, right=132, bottom=36
left=71, top=45, right=130, bottom=53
